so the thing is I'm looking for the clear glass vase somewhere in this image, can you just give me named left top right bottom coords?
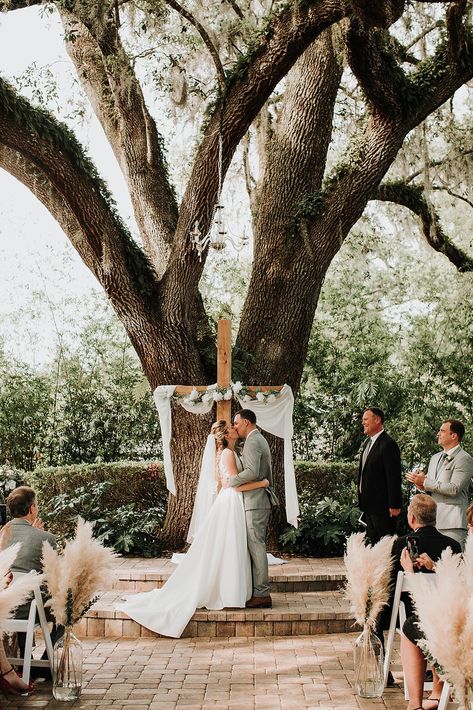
left=353, top=625, right=384, bottom=698
left=53, top=626, right=83, bottom=701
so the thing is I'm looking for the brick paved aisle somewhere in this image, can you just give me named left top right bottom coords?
left=3, top=634, right=405, bottom=710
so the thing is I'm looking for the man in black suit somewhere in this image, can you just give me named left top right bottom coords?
left=358, top=407, right=402, bottom=544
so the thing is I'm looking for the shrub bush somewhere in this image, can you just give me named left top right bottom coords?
left=279, top=482, right=361, bottom=557
left=30, top=460, right=166, bottom=511
left=0, top=464, right=27, bottom=502
left=27, top=459, right=361, bottom=556
left=294, top=461, right=357, bottom=498
left=29, top=461, right=167, bottom=556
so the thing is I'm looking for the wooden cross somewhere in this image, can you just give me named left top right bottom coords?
left=174, top=319, right=282, bottom=424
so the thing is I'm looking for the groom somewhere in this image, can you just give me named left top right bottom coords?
left=229, top=409, right=273, bottom=608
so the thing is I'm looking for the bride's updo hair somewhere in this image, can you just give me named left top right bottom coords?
left=211, top=420, right=228, bottom=450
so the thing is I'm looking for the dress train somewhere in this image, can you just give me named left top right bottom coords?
left=116, top=488, right=251, bottom=638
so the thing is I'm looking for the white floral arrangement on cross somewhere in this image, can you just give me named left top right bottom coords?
left=172, top=381, right=281, bottom=407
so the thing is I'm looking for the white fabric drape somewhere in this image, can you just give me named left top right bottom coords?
left=153, top=382, right=299, bottom=528
left=236, top=384, right=299, bottom=528
left=186, top=435, right=217, bottom=543
left=153, top=385, right=215, bottom=496
left=153, top=385, right=177, bottom=495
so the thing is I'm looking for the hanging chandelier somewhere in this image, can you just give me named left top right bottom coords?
left=190, top=131, right=249, bottom=260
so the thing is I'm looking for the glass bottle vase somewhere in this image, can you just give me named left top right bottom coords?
left=52, top=626, right=83, bottom=701
left=353, top=625, right=384, bottom=698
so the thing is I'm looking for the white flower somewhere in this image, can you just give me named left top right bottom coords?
left=207, top=384, right=217, bottom=391
left=189, top=388, right=199, bottom=401
left=213, top=392, right=223, bottom=401
left=202, top=392, right=213, bottom=403
left=6, top=479, right=16, bottom=490
left=267, top=394, right=276, bottom=403
left=256, top=392, right=265, bottom=401
left=243, top=395, right=251, bottom=402
left=223, top=389, right=233, bottom=400
left=232, top=381, right=243, bottom=394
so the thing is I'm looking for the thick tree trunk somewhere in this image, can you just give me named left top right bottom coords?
left=2, top=1, right=473, bottom=550
left=159, top=408, right=212, bottom=549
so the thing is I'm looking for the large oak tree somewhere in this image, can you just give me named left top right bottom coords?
left=1, top=0, right=473, bottom=546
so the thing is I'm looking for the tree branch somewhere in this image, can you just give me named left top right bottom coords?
left=0, top=77, right=166, bottom=352
left=163, top=0, right=226, bottom=89
left=374, top=181, right=473, bottom=271
left=170, top=1, right=347, bottom=265
left=446, top=0, right=468, bottom=61
left=59, top=7, right=178, bottom=278
left=407, top=29, right=473, bottom=129
left=432, top=183, right=473, bottom=209
left=350, top=0, right=405, bottom=28
left=345, top=18, right=411, bottom=119
left=406, top=20, right=444, bottom=51
left=225, top=0, right=244, bottom=21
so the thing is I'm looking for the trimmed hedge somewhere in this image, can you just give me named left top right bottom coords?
left=294, top=461, right=357, bottom=498
left=29, top=461, right=167, bottom=514
left=3, top=460, right=359, bottom=557
left=29, top=459, right=357, bottom=513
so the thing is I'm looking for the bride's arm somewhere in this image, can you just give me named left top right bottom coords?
left=235, top=478, right=270, bottom=492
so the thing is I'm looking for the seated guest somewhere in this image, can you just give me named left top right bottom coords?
left=0, top=486, right=62, bottom=680
left=394, top=495, right=461, bottom=710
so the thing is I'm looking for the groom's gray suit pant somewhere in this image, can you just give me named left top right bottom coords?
left=246, top=507, right=271, bottom=597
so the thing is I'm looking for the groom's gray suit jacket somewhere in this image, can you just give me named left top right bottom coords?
left=424, top=446, right=473, bottom=531
left=229, top=430, right=272, bottom=510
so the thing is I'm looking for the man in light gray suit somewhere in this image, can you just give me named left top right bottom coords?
left=229, top=409, right=273, bottom=608
left=407, top=419, right=473, bottom=549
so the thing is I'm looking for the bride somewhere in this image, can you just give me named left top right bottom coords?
left=117, top=420, right=269, bottom=638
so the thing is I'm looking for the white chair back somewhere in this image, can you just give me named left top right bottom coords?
left=3, top=572, right=54, bottom=684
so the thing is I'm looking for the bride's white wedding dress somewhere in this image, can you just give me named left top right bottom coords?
left=116, top=457, right=251, bottom=638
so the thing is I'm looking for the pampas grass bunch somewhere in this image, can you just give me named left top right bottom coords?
left=408, top=534, right=473, bottom=708
left=0, top=543, right=43, bottom=631
left=42, top=518, right=116, bottom=627
left=344, top=532, right=395, bottom=628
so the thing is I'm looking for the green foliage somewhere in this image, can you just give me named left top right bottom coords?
left=279, top=484, right=361, bottom=557
left=36, top=465, right=166, bottom=557
left=30, top=460, right=166, bottom=516
left=0, top=363, right=51, bottom=470
left=287, top=192, right=324, bottom=238
left=293, top=461, right=357, bottom=498
left=0, top=303, right=162, bottom=470
left=0, top=464, right=26, bottom=502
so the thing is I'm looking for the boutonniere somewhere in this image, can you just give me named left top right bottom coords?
left=445, top=455, right=453, bottom=464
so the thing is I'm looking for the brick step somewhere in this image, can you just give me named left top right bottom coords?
left=75, top=590, right=356, bottom=640
left=111, top=556, right=346, bottom=594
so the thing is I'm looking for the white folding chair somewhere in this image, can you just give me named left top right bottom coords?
left=437, top=680, right=455, bottom=710
left=383, top=570, right=435, bottom=699
left=3, top=574, right=54, bottom=685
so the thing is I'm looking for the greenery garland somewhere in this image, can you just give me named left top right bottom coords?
left=171, top=381, right=282, bottom=407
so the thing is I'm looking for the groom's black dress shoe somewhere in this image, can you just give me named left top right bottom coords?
left=245, top=595, right=272, bottom=609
